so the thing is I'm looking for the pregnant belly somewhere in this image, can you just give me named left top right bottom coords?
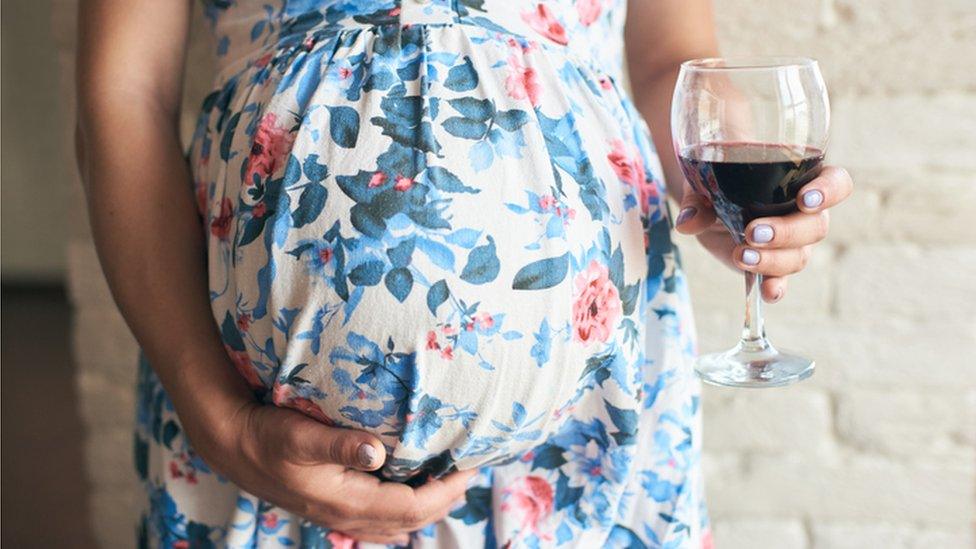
left=199, top=26, right=657, bottom=480
left=216, top=189, right=648, bottom=480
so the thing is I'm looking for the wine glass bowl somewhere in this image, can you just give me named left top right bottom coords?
left=671, top=57, right=829, bottom=388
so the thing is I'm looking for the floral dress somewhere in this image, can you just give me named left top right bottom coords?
left=135, top=1, right=710, bottom=547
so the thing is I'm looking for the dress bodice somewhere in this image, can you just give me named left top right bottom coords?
left=201, top=0, right=628, bottom=80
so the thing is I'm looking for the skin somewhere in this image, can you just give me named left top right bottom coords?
left=75, top=0, right=851, bottom=543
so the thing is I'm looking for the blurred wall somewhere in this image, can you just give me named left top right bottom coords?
left=2, top=0, right=71, bottom=282
left=56, top=1, right=976, bottom=548
left=686, top=1, right=976, bottom=547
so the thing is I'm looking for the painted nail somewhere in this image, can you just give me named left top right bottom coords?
left=675, top=207, right=697, bottom=225
left=752, top=224, right=774, bottom=244
left=802, top=190, right=824, bottom=209
left=742, top=248, right=760, bottom=266
left=357, top=443, right=377, bottom=468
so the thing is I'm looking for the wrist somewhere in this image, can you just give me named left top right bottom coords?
left=151, top=341, right=258, bottom=462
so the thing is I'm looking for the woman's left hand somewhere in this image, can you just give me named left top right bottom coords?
left=673, top=165, right=854, bottom=303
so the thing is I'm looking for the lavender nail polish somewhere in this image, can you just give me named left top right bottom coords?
left=752, top=224, right=774, bottom=244
left=358, top=443, right=377, bottom=468
left=742, top=249, right=760, bottom=266
left=675, top=206, right=697, bottom=225
left=802, top=190, right=824, bottom=209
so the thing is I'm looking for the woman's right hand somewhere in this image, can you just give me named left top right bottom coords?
left=190, top=396, right=476, bottom=546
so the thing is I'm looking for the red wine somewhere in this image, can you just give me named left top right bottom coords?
left=678, top=142, right=824, bottom=236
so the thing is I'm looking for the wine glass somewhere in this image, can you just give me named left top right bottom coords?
left=671, top=56, right=830, bottom=388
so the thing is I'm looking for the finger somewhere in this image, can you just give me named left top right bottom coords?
left=761, top=276, right=788, bottom=303
left=797, top=165, right=853, bottom=213
left=360, top=469, right=477, bottom=530
left=272, top=408, right=386, bottom=470
left=733, top=245, right=812, bottom=277
left=745, top=210, right=829, bottom=249
left=674, top=181, right=717, bottom=235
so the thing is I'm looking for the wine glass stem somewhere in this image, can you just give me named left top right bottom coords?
left=741, top=271, right=769, bottom=351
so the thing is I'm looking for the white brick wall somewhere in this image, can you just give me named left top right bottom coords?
left=61, top=1, right=976, bottom=547
left=696, top=2, right=976, bottom=547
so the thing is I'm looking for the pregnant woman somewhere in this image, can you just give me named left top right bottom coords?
left=77, top=0, right=852, bottom=547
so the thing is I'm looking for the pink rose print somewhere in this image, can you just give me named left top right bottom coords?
left=169, top=452, right=200, bottom=484
left=226, top=346, right=264, bottom=390
left=538, top=194, right=557, bottom=211
left=474, top=311, right=494, bottom=329
left=607, top=139, right=646, bottom=188
left=501, top=475, right=554, bottom=538
left=318, top=247, right=334, bottom=265
left=426, top=328, right=457, bottom=360
left=505, top=55, right=541, bottom=106
left=254, top=52, right=273, bottom=69
left=607, top=139, right=658, bottom=213
left=236, top=313, right=252, bottom=332
left=210, top=197, right=234, bottom=241
left=368, top=171, right=387, bottom=188
left=244, top=112, right=295, bottom=186
left=194, top=181, right=208, bottom=217
left=576, top=0, right=603, bottom=26
left=325, top=530, right=357, bottom=549
left=394, top=175, right=414, bottom=191
left=521, top=4, right=569, bottom=45
left=571, top=260, right=623, bottom=345
left=702, top=528, right=714, bottom=549
left=262, top=512, right=279, bottom=530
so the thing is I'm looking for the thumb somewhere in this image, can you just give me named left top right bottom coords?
left=673, top=180, right=716, bottom=235
left=273, top=408, right=387, bottom=471
left=316, top=425, right=387, bottom=471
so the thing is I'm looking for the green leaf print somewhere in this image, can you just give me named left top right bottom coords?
left=512, top=253, right=569, bottom=290
left=427, top=279, right=450, bottom=315
left=385, top=267, right=414, bottom=302
left=460, top=236, right=500, bottom=285
left=292, top=182, right=327, bottom=228
left=327, top=106, right=361, bottom=148
left=444, top=56, right=479, bottom=92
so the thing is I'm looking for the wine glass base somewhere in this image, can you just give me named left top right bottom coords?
left=695, top=344, right=815, bottom=388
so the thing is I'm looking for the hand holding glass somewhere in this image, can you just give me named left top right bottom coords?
left=671, top=57, right=830, bottom=388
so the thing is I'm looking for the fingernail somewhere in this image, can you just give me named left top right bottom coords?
left=357, top=443, right=376, bottom=468
left=742, top=248, right=760, bottom=266
left=772, top=288, right=784, bottom=303
left=396, top=535, right=410, bottom=546
left=802, top=190, right=824, bottom=209
left=752, top=224, right=774, bottom=244
left=675, top=207, right=697, bottom=225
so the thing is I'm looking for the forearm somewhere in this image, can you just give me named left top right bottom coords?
left=630, top=66, right=688, bottom=201
left=77, top=97, right=253, bottom=443
left=624, top=0, right=719, bottom=203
